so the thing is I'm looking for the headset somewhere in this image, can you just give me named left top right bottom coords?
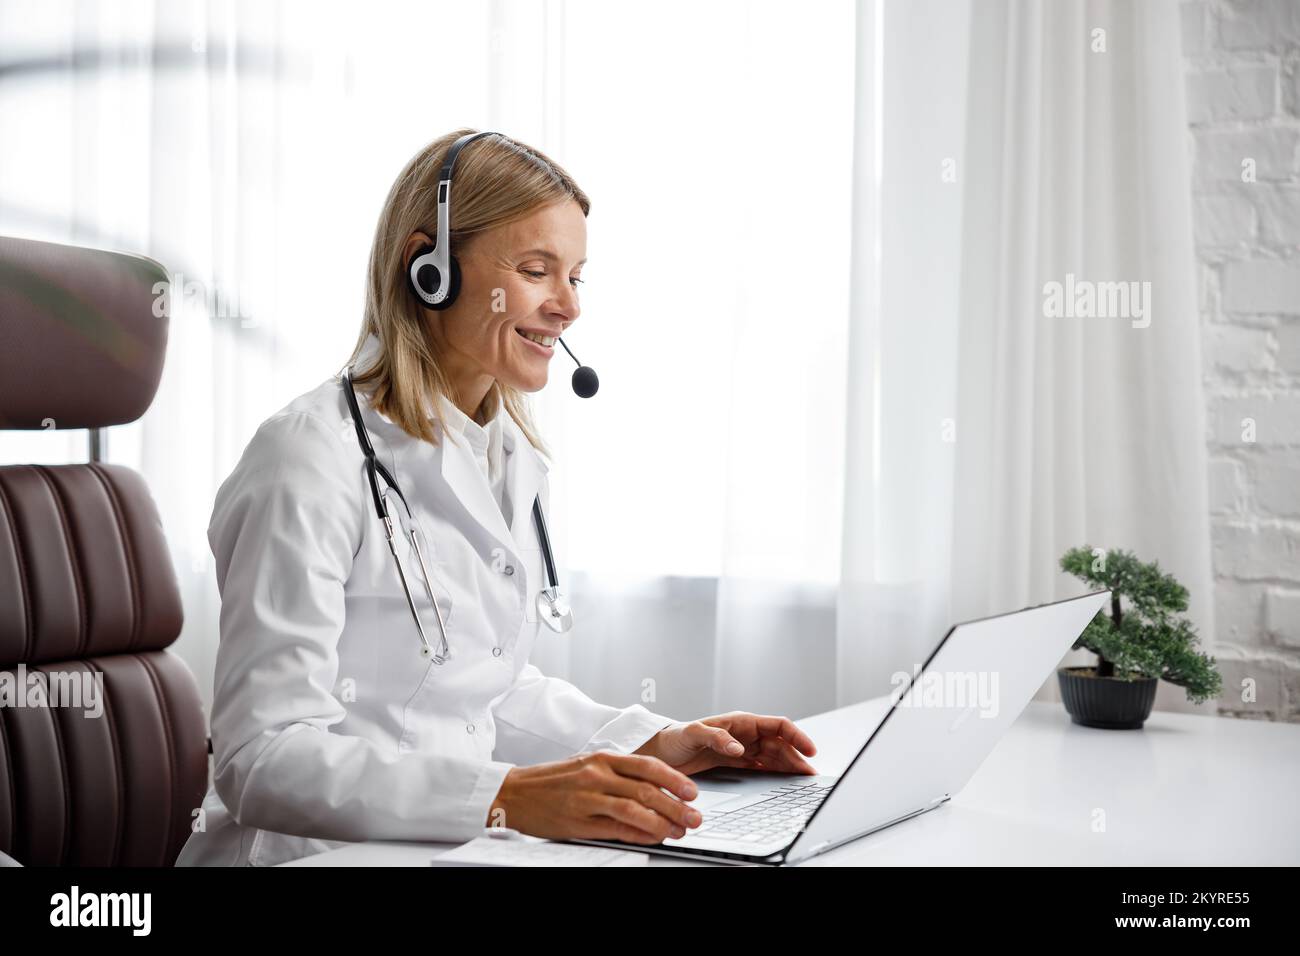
left=405, top=130, right=599, bottom=398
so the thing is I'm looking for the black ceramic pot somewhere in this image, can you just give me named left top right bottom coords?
left=1058, top=666, right=1158, bottom=729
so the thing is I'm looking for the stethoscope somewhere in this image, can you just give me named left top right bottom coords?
left=341, top=364, right=574, bottom=664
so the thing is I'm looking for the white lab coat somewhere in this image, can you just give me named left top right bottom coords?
left=175, top=333, right=674, bottom=866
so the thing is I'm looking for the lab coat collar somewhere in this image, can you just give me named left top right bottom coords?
left=502, top=418, right=550, bottom=540
left=436, top=391, right=549, bottom=546
left=350, top=332, right=549, bottom=548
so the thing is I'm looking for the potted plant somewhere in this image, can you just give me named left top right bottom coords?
left=1058, top=546, right=1222, bottom=729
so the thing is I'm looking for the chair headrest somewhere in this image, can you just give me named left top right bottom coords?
left=0, top=235, right=170, bottom=430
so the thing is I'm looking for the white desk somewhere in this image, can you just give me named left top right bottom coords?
left=285, top=699, right=1300, bottom=866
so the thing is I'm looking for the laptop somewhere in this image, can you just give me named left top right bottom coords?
left=577, top=589, right=1110, bottom=865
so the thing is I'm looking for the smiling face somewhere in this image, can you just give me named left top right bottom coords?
left=407, top=200, right=587, bottom=418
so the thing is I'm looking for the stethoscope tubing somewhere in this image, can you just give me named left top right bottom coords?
left=340, top=365, right=570, bottom=655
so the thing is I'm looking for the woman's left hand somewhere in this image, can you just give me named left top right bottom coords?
left=634, top=712, right=818, bottom=777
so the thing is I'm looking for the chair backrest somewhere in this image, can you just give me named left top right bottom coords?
left=0, top=235, right=208, bottom=866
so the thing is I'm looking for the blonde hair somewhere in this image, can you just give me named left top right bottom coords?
left=345, top=128, right=591, bottom=455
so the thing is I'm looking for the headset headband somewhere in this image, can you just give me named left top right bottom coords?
left=438, top=130, right=497, bottom=185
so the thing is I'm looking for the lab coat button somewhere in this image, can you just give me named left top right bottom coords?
left=491, top=646, right=503, bottom=657
left=466, top=723, right=476, bottom=734
left=503, top=564, right=515, bottom=576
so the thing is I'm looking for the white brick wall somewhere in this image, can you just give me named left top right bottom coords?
left=1184, top=0, right=1300, bottom=721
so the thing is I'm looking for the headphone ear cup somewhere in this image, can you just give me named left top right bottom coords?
left=408, top=247, right=463, bottom=311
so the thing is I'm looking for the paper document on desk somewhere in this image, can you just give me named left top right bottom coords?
left=430, top=835, right=647, bottom=867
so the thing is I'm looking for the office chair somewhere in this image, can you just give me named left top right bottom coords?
left=0, top=235, right=208, bottom=866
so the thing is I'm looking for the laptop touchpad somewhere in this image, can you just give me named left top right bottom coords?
left=688, top=789, right=750, bottom=812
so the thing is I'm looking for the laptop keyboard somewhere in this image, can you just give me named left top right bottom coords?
left=690, top=782, right=833, bottom=843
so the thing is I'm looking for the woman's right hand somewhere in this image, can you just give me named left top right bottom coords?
left=486, top=751, right=704, bottom=844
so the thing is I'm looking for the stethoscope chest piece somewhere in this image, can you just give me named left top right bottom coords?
left=536, top=586, right=575, bottom=633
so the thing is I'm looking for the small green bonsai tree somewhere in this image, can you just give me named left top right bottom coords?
left=1059, top=546, right=1222, bottom=705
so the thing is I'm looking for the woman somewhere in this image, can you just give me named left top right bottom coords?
left=176, top=129, right=817, bottom=866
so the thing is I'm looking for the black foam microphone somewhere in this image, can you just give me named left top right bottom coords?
left=557, top=337, right=599, bottom=398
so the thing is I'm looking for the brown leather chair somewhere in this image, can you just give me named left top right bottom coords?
left=0, top=235, right=208, bottom=866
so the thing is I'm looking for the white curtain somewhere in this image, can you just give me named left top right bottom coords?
left=0, top=0, right=1211, bottom=725
left=963, top=0, right=1213, bottom=714
left=838, top=0, right=1214, bottom=716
